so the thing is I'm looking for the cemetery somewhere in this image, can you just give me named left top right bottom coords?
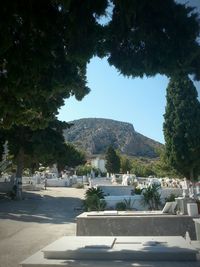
left=1, top=1, right=200, bottom=266
left=17, top=173, right=200, bottom=266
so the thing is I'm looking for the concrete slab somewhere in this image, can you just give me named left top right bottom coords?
left=77, top=212, right=197, bottom=238
left=21, top=250, right=200, bottom=267
left=17, top=236, right=197, bottom=267
left=43, top=236, right=115, bottom=259
left=41, top=236, right=197, bottom=261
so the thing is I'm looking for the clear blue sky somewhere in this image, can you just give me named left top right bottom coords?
left=58, top=0, right=200, bottom=145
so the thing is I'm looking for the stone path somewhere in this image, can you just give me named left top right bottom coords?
left=0, top=187, right=85, bottom=267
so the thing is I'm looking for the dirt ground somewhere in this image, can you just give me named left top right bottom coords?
left=0, top=187, right=86, bottom=267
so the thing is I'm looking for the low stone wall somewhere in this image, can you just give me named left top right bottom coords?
left=104, top=195, right=147, bottom=210
left=46, top=178, right=70, bottom=187
left=76, top=212, right=197, bottom=240
left=98, top=185, right=134, bottom=196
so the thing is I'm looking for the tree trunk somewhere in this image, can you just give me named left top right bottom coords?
left=190, top=168, right=194, bottom=181
left=189, top=168, right=196, bottom=198
left=15, top=147, right=24, bottom=200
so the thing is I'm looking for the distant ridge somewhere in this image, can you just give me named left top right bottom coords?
left=63, top=118, right=162, bottom=157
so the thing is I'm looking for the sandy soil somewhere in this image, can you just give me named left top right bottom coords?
left=0, top=187, right=86, bottom=267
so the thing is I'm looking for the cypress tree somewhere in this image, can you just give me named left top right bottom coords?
left=105, top=146, right=120, bottom=174
left=163, top=74, right=200, bottom=181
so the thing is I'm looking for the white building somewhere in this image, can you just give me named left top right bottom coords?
left=91, top=157, right=106, bottom=173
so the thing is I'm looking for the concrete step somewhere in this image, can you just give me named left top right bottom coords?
left=21, top=236, right=198, bottom=266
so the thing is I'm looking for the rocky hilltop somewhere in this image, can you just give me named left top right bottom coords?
left=63, top=118, right=162, bottom=157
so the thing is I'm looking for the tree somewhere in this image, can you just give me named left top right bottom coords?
left=0, top=130, right=5, bottom=162
left=0, top=0, right=107, bottom=129
left=163, top=74, right=200, bottom=181
left=106, top=0, right=200, bottom=79
left=105, top=146, right=120, bottom=173
left=1, top=0, right=200, bottom=196
left=120, top=155, right=132, bottom=173
left=57, top=143, right=86, bottom=173
left=152, top=147, right=180, bottom=178
left=5, top=120, right=75, bottom=198
left=1, top=0, right=200, bottom=131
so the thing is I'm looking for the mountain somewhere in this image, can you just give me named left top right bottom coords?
left=63, top=118, right=163, bottom=158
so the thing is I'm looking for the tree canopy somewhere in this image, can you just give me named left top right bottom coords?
left=105, top=145, right=120, bottom=173
left=0, top=0, right=107, bottom=129
left=163, top=75, right=200, bottom=180
left=1, top=0, right=200, bottom=130
left=5, top=120, right=85, bottom=173
left=105, top=0, right=200, bottom=78
left=1, top=0, right=200, bottom=193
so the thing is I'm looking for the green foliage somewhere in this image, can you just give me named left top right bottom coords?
left=106, top=0, right=200, bottom=79
left=0, top=131, right=5, bottom=162
left=83, top=187, right=106, bottom=211
left=129, top=154, right=181, bottom=178
left=123, top=198, right=135, bottom=210
left=85, top=187, right=105, bottom=199
left=130, top=158, right=156, bottom=177
left=165, top=193, right=177, bottom=202
left=134, top=187, right=143, bottom=195
left=115, top=201, right=126, bottom=211
left=142, top=184, right=161, bottom=210
left=115, top=198, right=135, bottom=211
left=57, top=143, right=86, bottom=172
left=5, top=120, right=85, bottom=177
left=7, top=185, right=17, bottom=200
left=120, top=156, right=132, bottom=173
left=163, top=75, right=200, bottom=181
left=151, top=147, right=181, bottom=178
left=76, top=165, right=100, bottom=176
left=83, top=195, right=107, bottom=212
left=0, top=0, right=108, bottom=129
left=1, top=1, right=200, bottom=132
left=105, top=146, right=120, bottom=173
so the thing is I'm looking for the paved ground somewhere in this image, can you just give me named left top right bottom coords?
left=1, top=187, right=200, bottom=267
left=0, top=187, right=86, bottom=267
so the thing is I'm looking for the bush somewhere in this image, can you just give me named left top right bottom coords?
left=134, top=187, right=143, bottom=195
left=123, top=198, right=135, bottom=210
left=165, top=193, right=177, bottom=202
left=7, top=185, right=17, bottom=200
left=83, top=187, right=106, bottom=211
left=142, top=184, right=161, bottom=210
left=116, top=201, right=126, bottom=211
left=85, top=187, right=105, bottom=199
left=83, top=195, right=106, bottom=211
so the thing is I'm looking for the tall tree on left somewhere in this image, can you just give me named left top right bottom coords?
left=0, top=1, right=107, bottom=198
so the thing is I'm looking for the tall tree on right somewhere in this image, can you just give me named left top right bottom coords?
left=105, top=146, right=120, bottom=174
left=163, top=74, right=200, bottom=181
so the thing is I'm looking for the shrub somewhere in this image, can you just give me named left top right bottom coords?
left=165, top=193, right=177, bottom=202
left=85, top=187, right=105, bottom=199
left=83, top=195, right=106, bottom=211
left=142, top=184, right=161, bottom=210
left=83, top=187, right=106, bottom=211
left=116, top=201, right=126, bottom=211
left=134, top=187, right=143, bottom=195
left=123, top=198, right=135, bottom=210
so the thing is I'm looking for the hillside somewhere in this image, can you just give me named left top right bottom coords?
left=63, top=118, right=163, bottom=158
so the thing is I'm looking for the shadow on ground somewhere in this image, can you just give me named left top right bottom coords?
left=0, top=190, right=84, bottom=224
